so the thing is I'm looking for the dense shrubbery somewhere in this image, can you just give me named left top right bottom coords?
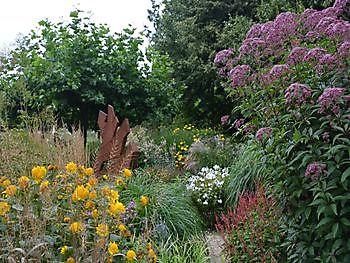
left=216, top=0, right=350, bottom=261
left=216, top=186, right=284, bottom=262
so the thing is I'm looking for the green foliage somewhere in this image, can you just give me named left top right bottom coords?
left=225, top=143, right=270, bottom=207
left=157, top=235, right=210, bottom=263
left=216, top=187, right=285, bottom=262
left=120, top=169, right=204, bottom=239
left=1, top=10, right=178, bottom=130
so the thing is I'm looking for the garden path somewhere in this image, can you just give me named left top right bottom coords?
left=206, top=232, right=226, bottom=263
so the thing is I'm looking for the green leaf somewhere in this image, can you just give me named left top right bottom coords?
left=330, top=204, right=337, bottom=215
left=316, top=217, right=333, bottom=229
left=340, top=217, right=350, bottom=226
left=341, top=167, right=350, bottom=183
left=332, top=223, right=339, bottom=239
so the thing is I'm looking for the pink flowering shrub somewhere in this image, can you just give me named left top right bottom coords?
left=215, top=1, right=350, bottom=262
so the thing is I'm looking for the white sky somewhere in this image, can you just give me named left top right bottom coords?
left=0, top=0, right=152, bottom=50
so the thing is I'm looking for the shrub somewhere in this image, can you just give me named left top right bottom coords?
left=215, top=186, right=285, bottom=262
left=215, top=1, right=350, bottom=261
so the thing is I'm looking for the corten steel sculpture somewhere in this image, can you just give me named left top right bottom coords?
left=93, top=105, right=139, bottom=176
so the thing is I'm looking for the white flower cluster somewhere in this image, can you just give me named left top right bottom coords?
left=186, top=165, right=229, bottom=207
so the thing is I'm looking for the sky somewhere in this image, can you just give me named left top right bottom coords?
left=0, top=0, right=152, bottom=50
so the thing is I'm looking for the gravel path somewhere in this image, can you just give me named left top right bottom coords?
left=206, top=232, right=226, bottom=263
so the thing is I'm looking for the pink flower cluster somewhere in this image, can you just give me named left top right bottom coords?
left=256, top=127, right=273, bottom=141
left=305, top=162, right=327, bottom=180
left=285, top=83, right=312, bottom=109
left=338, top=41, right=350, bottom=57
left=287, top=47, right=308, bottom=65
left=233, top=118, right=244, bottom=129
left=317, top=87, right=345, bottom=113
left=214, top=48, right=233, bottom=65
left=228, top=65, right=251, bottom=87
left=221, top=115, right=230, bottom=125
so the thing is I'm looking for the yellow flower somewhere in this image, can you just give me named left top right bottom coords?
left=173, top=127, right=180, bottom=133
left=72, top=185, right=89, bottom=201
left=88, top=177, right=98, bottom=187
left=92, top=209, right=99, bottom=219
left=109, top=201, right=126, bottom=215
left=140, top=195, right=149, bottom=206
left=126, top=250, right=136, bottom=261
left=40, top=180, right=49, bottom=192
left=19, top=176, right=29, bottom=190
left=31, top=166, right=47, bottom=183
left=85, top=167, right=94, bottom=176
left=108, top=241, right=119, bottom=255
left=3, top=185, right=17, bottom=197
left=85, top=200, right=95, bottom=210
left=118, top=224, right=127, bottom=232
left=96, top=223, right=109, bottom=237
left=66, top=162, right=77, bottom=173
left=0, top=177, right=11, bottom=187
left=66, top=257, right=75, bottom=263
left=60, top=245, right=68, bottom=255
left=103, top=174, right=109, bottom=180
left=47, top=164, right=58, bottom=171
left=69, top=222, right=83, bottom=233
left=115, top=178, right=125, bottom=186
left=0, top=201, right=10, bottom=216
left=148, top=249, right=157, bottom=262
left=123, top=168, right=132, bottom=178
left=102, top=186, right=111, bottom=196
left=64, top=216, right=71, bottom=223
left=89, top=190, right=97, bottom=199
left=109, top=190, right=119, bottom=202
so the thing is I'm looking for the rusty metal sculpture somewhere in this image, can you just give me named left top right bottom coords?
left=93, top=105, right=139, bottom=176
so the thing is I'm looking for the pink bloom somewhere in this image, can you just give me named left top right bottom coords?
left=305, top=162, right=327, bottom=180
left=256, top=127, right=273, bottom=141
left=287, top=47, right=308, bottom=65
left=285, top=83, right=312, bottom=108
left=221, top=115, right=230, bottom=125
left=317, top=87, right=345, bottom=113
left=214, top=49, right=233, bottom=65
left=228, top=65, right=251, bottom=88
left=337, top=41, right=350, bottom=57
left=233, top=118, right=244, bottom=129
left=269, top=64, right=289, bottom=80
left=303, top=47, right=327, bottom=63
left=325, top=21, right=350, bottom=40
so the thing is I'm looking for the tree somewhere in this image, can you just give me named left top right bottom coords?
left=1, top=10, right=178, bottom=135
left=148, top=0, right=334, bottom=125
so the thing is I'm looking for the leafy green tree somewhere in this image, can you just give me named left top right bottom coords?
left=148, top=0, right=334, bottom=125
left=1, top=10, right=178, bottom=134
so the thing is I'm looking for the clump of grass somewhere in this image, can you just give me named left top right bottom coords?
left=121, top=169, right=204, bottom=239
left=157, top=235, right=210, bottom=263
left=225, top=143, right=269, bottom=207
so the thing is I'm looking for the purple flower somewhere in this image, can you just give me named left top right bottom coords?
left=239, top=38, right=266, bottom=57
left=287, top=47, right=309, bottom=65
left=301, top=9, right=323, bottom=31
left=337, top=41, right=350, bottom=57
left=274, top=12, right=299, bottom=36
left=317, top=87, right=345, bottom=113
left=228, top=64, right=251, bottom=87
left=285, top=83, right=312, bottom=108
left=333, top=0, right=348, bottom=11
left=303, top=47, right=327, bottom=63
left=233, top=118, right=244, bottom=129
left=322, top=132, right=330, bottom=142
left=214, top=48, right=233, bottom=65
left=246, top=23, right=264, bottom=39
left=269, top=64, right=290, bottom=81
left=221, top=115, right=230, bottom=125
left=325, top=21, right=350, bottom=40
left=121, top=200, right=137, bottom=223
left=305, top=162, right=327, bottom=180
left=315, top=17, right=339, bottom=34
left=305, top=31, right=320, bottom=41
left=322, top=7, right=342, bottom=17
left=256, top=127, right=273, bottom=141
left=316, top=54, right=339, bottom=73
